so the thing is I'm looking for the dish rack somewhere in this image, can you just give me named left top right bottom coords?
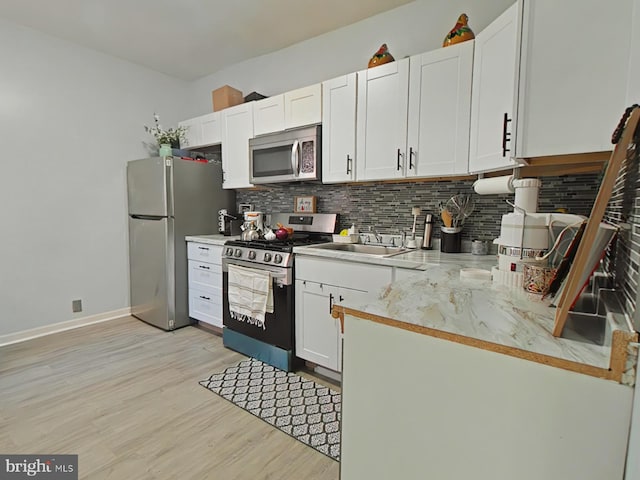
left=332, top=234, right=360, bottom=244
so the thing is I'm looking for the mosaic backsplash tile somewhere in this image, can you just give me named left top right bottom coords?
left=237, top=175, right=600, bottom=241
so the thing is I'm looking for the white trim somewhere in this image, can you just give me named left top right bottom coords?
left=0, top=308, right=131, bottom=347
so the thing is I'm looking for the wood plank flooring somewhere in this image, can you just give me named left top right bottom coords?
left=0, top=317, right=340, bottom=479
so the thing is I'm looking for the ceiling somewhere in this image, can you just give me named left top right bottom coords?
left=0, top=0, right=414, bottom=81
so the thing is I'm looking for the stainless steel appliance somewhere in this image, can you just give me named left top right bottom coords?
left=222, top=213, right=337, bottom=371
left=127, top=157, right=235, bottom=330
left=249, top=125, right=321, bottom=184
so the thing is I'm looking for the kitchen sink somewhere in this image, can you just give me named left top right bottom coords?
left=308, top=243, right=409, bottom=257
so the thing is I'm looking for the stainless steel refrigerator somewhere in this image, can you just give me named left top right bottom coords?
left=127, top=157, right=235, bottom=330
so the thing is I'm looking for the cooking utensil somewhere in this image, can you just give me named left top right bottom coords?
left=440, top=209, right=453, bottom=228
left=446, top=194, right=474, bottom=228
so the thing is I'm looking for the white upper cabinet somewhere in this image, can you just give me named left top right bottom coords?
left=252, top=84, right=322, bottom=136
left=356, top=58, right=410, bottom=181
left=322, top=73, right=357, bottom=183
left=178, top=112, right=221, bottom=149
left=253, top=95, right=285, bottom=136
left=284, top=83, right=322, bottom=130
left=407, top=41, right=474, bottom=177
left=179, top=117, right=202, bottom=149
left=199, top=112, right=222, bottom=146
left=470, top=0, right=633, bottom=173
left=221, top=102, right=254, bottom=190
left=515, top=0, right=632, bottom=158
left=468, top=3, right=520, bottom=174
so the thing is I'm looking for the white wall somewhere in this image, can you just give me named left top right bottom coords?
left=0, top=19, right=192, bottom=337
left=189, top=0, right=514, bottom=114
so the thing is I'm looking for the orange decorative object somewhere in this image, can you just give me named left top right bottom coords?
left=368, top=43, right=395, bottom=68
left=443, top=13, right=475, bottom=47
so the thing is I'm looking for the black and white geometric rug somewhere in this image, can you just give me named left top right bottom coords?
left=199, top=358, right=341, bottom=461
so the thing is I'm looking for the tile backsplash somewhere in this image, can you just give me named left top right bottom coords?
left=237, top=175, right=600, bottom=240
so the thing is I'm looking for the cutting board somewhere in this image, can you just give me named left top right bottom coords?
left=552, top=105, right=640, bottom=337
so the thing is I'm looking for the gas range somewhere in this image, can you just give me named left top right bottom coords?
left=222, top=213, right=337, bottom=269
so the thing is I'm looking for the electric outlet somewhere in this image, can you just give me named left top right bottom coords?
left=72, top=299, right=82, bottom=313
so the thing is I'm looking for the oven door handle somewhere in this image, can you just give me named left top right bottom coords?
left=291, top=140, right=300, bottom=176
left=224, top=259, right=289, bottom=283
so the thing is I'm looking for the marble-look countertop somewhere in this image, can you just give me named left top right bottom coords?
left=295, top=244, right=619, bottom=374
left=293, top=244, right=498, bottom=269
left=185, top=234, right=239, bottom=246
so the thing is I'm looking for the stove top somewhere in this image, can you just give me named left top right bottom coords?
left=225, top=235, right=332, bottom=252
left=223, top=213, right=337, bottom=268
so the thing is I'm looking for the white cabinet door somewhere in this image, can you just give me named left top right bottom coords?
left=407, top=41, right=474, bottom=177
left=179, top=117, right=202, bottom=149
left=221, top=103, right=254, bottom=189
left=322, top=73, right=357, bottom=183
left=253, top=94, right=285, bottom=136
left=295, top=280, right=341, bottom=371
left=356, top=59, right=410, bottom=181
left=515, top=0, right=632, bottom=158
left=284, top=84, right=322, bottom=129
left=469, top=3, right=519, bottom=173
left=200, top=112, right=221, bottom=146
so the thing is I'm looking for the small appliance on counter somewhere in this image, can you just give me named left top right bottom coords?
left=473, top=174, right=584, bottom=290
left=218, top=209, right=243, bottom=236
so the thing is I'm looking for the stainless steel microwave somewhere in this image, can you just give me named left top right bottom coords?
left=249, top=125, right=321, bottom=184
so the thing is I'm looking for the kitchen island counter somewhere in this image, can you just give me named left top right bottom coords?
left=293, top=244, right=638, bottom=384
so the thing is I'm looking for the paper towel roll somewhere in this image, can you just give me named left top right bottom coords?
left=473, top=175, right=515, bottom=195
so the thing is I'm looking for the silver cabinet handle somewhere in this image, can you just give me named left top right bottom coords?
left=346, top=154, right=352, bottom=175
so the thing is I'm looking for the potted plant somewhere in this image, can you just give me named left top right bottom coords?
left=144, top=113, right=188, bottom=155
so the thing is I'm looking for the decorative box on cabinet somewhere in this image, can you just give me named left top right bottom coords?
left=187, top=242, right=223, bottom=328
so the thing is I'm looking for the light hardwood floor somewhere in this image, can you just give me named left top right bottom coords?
left=0, top=317, right=340, bottom=479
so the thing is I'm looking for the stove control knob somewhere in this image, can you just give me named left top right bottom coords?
left=274, top=254, right=283, bottom=264
left=248, top=250, right=256, bottom=260
left=225, top=247, right=234, bottom=256
left=234, top=249, right=242, bottom=258
left=263, top=253, right=272, bottom=262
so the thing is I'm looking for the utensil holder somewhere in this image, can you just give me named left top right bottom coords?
left=440, top=227, right=462, bottom=253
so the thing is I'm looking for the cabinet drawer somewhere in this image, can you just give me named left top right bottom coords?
left=189, top=286, right=222, bottom=327
left=187, top=242, right=222, bottom=263
left=188, top=260, right=222, bottom=289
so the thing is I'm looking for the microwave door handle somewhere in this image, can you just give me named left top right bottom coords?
left=291, top=140, right=300, bottom=176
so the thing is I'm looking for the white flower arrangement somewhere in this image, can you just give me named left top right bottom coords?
left=144, top=113, right=188, bottom=147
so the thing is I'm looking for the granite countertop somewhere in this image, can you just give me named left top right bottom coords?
left=185, top=234, right=238, bottom=246
left=297, top=243, right=637, bottom=384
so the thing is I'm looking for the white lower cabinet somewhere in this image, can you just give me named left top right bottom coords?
left=295, top=256, right=392, bottom=372
left=187, top=242, right=223, bottom=328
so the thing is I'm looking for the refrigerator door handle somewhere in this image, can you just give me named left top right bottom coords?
left=130, top=214, right=166, bottom=220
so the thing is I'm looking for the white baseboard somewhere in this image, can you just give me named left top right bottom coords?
left=0, top=307, right=131, bottom=347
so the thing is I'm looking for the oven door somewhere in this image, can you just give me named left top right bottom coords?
left=249, top=125, right=320, bottom=184
left=222, top=259, right=294, bottom=351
